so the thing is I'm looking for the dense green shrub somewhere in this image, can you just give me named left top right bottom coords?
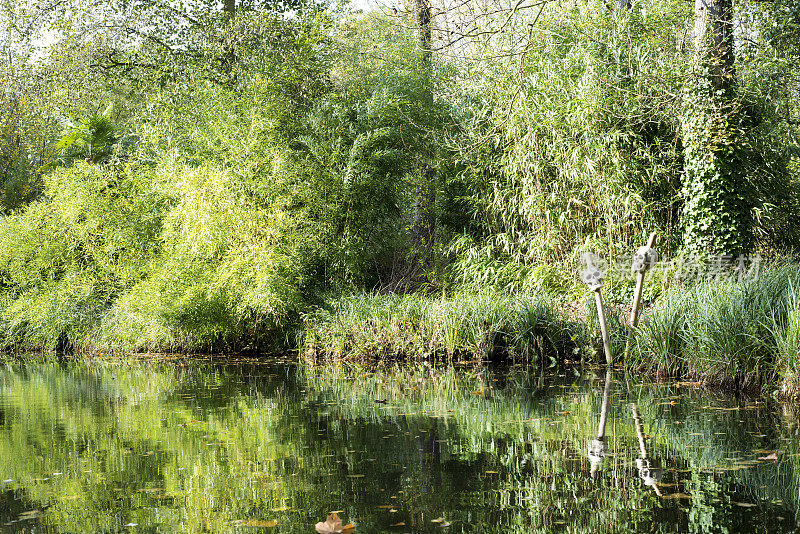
left=0, top=161, right=168, bottom=349
left=0, top=17, right=445, bottom=351
left=445, top=0, right=689, bottom=292
left=443, top=0, right=800, bottom=292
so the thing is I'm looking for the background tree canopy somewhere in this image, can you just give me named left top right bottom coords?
left=0, top=0, right=798, bottom=351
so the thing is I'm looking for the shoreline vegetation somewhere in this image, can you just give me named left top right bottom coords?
left=2, top=263, right=799, bottom=399
left=299, top=263, right=800, bottom=399
left=2, top=0, right=799, bottom=399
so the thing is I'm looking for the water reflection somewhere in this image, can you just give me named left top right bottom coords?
left=632, top=403, right=663, bottom=497
left=0, top=359, right=798, bottom=533
left=585, top=365, right=665, bottom=496
left=587, top=366, right=612, bottom=477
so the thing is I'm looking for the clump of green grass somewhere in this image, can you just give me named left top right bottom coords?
left=301, top=291, right=581, bottom=363
left=629, top=265, right=800, bottom=392
left=773, top=282, right=800, bottom=399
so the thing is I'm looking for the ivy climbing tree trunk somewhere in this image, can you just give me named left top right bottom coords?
left=412, top=0, right=437, bottom=265
left=681, top=0, right=751, bottom=256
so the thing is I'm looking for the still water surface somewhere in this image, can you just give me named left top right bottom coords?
left=0, top=357, right=798, bottom=533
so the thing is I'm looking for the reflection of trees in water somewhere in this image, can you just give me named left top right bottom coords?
left=0, top=361, right=798, bottom=532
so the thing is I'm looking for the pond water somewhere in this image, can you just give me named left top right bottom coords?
left=0, top=357, right=798, bottom=533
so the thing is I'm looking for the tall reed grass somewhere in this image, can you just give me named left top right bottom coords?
left=629, top=265, right=800, bottom=394
left=301, top=291, right=580, bottom=363
left=773, top=281, right=800, bottom=398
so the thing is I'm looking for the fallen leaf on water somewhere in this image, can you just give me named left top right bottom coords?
left=758, top=452, right=778, bottom=461
left=232, top=519, right=278, bottom=527
left=316, top=513, right=355, bottom=534
left=733, top=502, right=757, bottom=508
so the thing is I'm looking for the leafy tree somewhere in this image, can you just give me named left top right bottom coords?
left=46, top=105, right=122, bottom=167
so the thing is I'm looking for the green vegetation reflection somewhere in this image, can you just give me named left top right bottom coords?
left=0, top=359, right=798, bottom=532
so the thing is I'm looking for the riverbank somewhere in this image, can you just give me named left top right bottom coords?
left=2, top=261, right=799, bottom=398
left=300, top=291, right=579, bottom=363
left=302, top=265, right=800, bottom=399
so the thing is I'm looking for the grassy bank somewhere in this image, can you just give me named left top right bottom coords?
left=5, top=269, right=800, bottom=398
left=629, top=264, right=800, bottom=397
left=301, top=291, right=580, bottom=363
left=300, top=265, right=800, bottom=397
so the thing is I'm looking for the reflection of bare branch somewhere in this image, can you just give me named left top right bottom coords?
left=588, top=366, right=613, bottom=478
left=632, top=404, right=663, bottom=497
left=632, top=404, right=647, bottom=459
left=597, top=366, right=612, bottom=439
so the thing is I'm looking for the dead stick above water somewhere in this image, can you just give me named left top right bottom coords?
left=630, top=232, right=657, bottom=328
left=624, top=232, right=657, bottom=360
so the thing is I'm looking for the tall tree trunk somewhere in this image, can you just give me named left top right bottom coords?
left=693, top=0, right=735, bottom=90
left=224, top=0, right=236, bottom=17
left=220, top=0, right=237, bottom=78
left=681, top=0, right=751, bottom=256
left=412, top=0, right=436, bottom=265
